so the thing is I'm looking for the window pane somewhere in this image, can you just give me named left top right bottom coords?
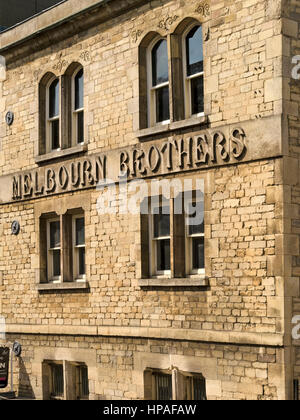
left=187, top=201, right=204, bottom=235
left=49, top=79, right=59, bottom=118
left=294, top=379, right=299, bottom=401
left=155, top=373, right=172, bottom=400
left=80, top=366, right=89, bottom=398
left=51, top=119, right=60, bottom=150
left=186, top=26, right=203, bottom=76
left=152, top=39, right=168, bottom=86
left=193, top=377, right=207, bottom=400
left=78, top=248, right=86, bottom=276
left=51, top=364, right=64, bottom=398
left=155, top=86, right=170, bottom=123
left=53, top=250, right=61, bottom=277
left=192, top=237, right=204, bottom=270
left=77, top=111, right=84, bottom=144
left=75, top=68, right=84, bottom=110
left=76, top=218, right=85, bottom=246
left=191, top=76, right=204, bottom=115
left=50, top=221, right=60, bottom=249
left=154, top=207, right=170, bottom=238
left=157, top=239, right=170, bottom=271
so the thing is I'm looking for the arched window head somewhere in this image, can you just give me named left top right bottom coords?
left=184, top=25, right=204, bottom=117
left=149, top=38, right=170, bottom=126
left=73, top=67, right=84, bottom=145
left=48, top=78, right=60, bottom=151
left=152, top=39, right=169, bottom=86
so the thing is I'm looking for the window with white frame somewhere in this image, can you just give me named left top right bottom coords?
left=47, top=78, right=60, bottom=152
left=73, top=215, right=86, bottom=281
left=183, top=25, right=204, bottom=118
left=150, top=201, right=171, bottom=276
left=139, top=20, right=206, bottom=131
left=47, top=219, right=61, bottom=282
left=141, top=191, right=205, bottom=281
left=185, top=196, right=205, bottom=275
left=39, top=63, right=86, bottom=157
left=42, top=211, right=86, bottom=284
left=72, top=67, right=84, bottom=145
left=148, top=38, right=170, bottom=126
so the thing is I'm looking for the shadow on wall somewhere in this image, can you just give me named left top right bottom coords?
left=17, top=357, right=35, bottom=399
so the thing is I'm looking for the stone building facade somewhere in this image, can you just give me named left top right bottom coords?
left=0, top=0, right=299, bottom=400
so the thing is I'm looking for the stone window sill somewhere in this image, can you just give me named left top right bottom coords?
left=136, top=116, right=207, bottom=140
left=139, top=277, right=208, bottom=287
left=37, top=281, right=89, bottom=292
left=35, top=143, right=87, bottom=164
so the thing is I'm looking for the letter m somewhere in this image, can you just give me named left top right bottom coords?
left=12, top=176, right=22, bottom=200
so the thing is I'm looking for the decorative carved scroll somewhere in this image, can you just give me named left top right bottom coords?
left=195, top=2, right=210, bottom=17
left=158, top=15, right=179, bottom=31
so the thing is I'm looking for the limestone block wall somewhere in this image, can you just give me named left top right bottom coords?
left=0, top=0, right=295, bottom=400
left=0, top=0, right=287, bottom=175
left=5, top=333, right=285, bottom=400
left=285, top=0, right=300, bottom=393
left=0, top=160, right=282, bottom=336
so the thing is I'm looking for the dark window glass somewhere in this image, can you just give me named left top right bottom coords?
left=53, top=250, right=61, bottom=277
left=294, top=379, right=299, bottom=401
left=51, top=364, right=64, bottom=398
left=186, top=26, right=203, bottom=76
left=155, top=86, right=170, bottom=123
left=187, top=201, right=204, bottom=235
left=157, top=239, right=170, bottom=271
left=152, top=39, right=169, bottom=86
left=192, top=237, right=204, bottom=270
left=155, top=373, right=172, bottom=400
left=79, top=366, right=89, bottom=398
left=75, top=69, right=84, bottom=110
left=78, top=248, right=86, bottom=276
left=76, top=218, right=85, bottom=246
left=51, top=119, right=60, bottom=150
left=77, top=111, right=84, bottom=144
left=189, top=219, right=204, bottom=236
left=154, top=207, right=170, bottom=238
left=191, top=76, right=204, bottom=115
left=193, top=377, right=207, bottom=401
left=49, top=79, right=59, bottom=118
left=50, top=221, right=60, bottom=249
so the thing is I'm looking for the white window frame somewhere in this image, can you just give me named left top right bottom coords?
left=149, top=203, right=171, bottom=278
left=147, top=37, right=170, bottom=128
left=46, top=76, right=61, bottom=153
left=185, top=197, right=205, bottom=276
left=182, top=24, right=204, bottom=119
left=72, top=214, right=86, bottom=282
left=72, top=67, right=84, bottom=147
left=47, top=218, right=61, bottom=283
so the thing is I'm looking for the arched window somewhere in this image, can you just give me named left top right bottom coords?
left=184, top=25, right=204, bottom=117
left=73, top=67, right=84, bottom=145
left=149, top=38, right=170, bottom=126
left=47, top=77, right=60, bottom=151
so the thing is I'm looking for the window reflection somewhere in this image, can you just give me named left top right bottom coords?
left=152, top=39, right=169, bottom=86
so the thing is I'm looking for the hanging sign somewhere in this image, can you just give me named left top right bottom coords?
left=0, top=347, right=10, bottom=389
